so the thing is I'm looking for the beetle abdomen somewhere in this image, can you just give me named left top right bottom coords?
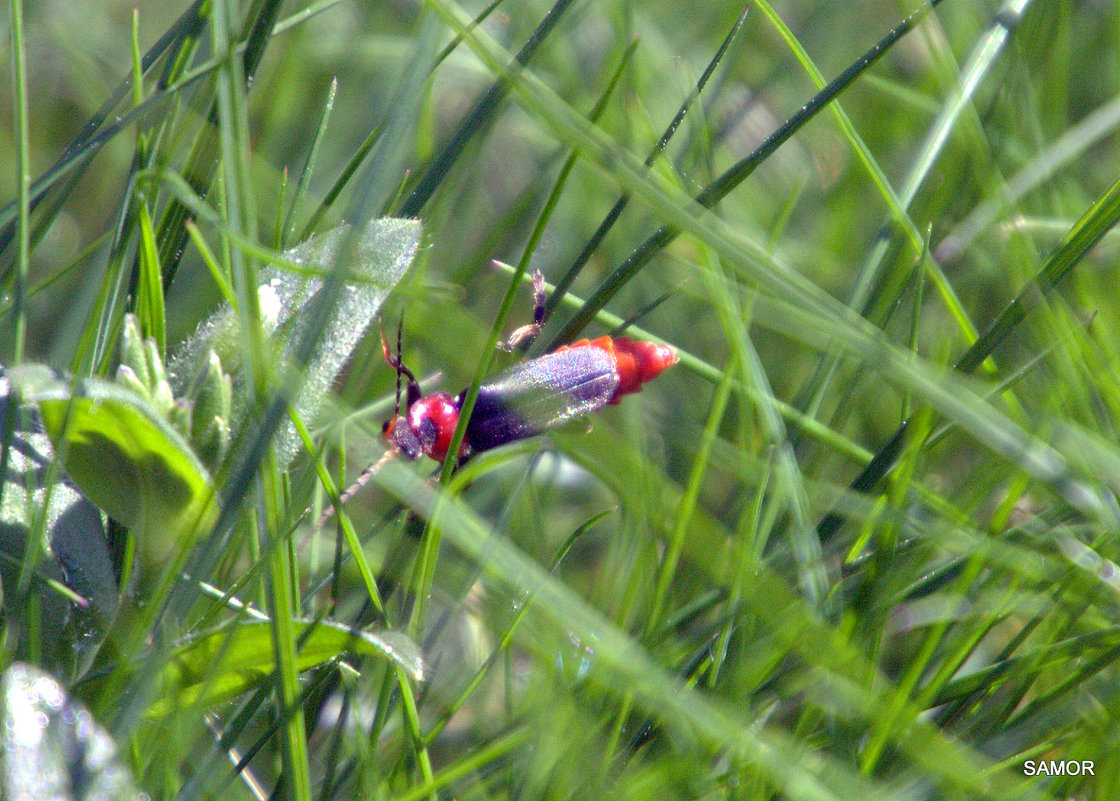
left=465, top=345, right=620, bottom=454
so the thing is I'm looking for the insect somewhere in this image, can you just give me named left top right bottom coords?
left=314, top=273, right=676, bottom=525
left=381, top=271, right=677, bottom=465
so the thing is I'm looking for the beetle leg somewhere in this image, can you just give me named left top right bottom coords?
left=500, top=270, right=548, bottom=352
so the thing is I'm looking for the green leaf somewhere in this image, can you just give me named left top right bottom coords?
left=151, top=619, right=424, bottom=717
left=167, top=216, right=421, bottom=466
left=136, top=201, right=166, bottom=354
left=10, top=365, right=218, bottom=561
left=0, top=373, right=118, bottom=649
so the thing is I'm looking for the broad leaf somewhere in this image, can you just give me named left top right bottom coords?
left=151, top=618, right=424, bottom=716
left=0, top=371, right=117, bottom=662
left=9, top=365, right=217, bottom=562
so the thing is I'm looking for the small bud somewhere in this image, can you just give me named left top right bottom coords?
left=196, top=416, right=230, bottom=469
left=170, top=398, right=193, bottom=437
left=143, top=336, right=168, bottom=390
left=121, top=314, right=150, bottom=389
left=192, top=350, right=232, bottom=427
left=152, top=376, right=175, bottom=416
left=115, top=364, right=149, bottom=400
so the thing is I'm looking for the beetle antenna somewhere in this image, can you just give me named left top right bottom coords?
left=393, top=317, right=404, bottom=418
left=313, top=448, right=398, bottom=527
left=381, top=316, right=423, bottom=409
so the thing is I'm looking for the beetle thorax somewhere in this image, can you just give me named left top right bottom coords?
left=408, top=391, right=460, bottom=460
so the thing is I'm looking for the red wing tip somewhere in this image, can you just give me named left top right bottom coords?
left=656, top=343, right=678, bottom=367
left=626, top=338, right=678, bottom=373
left=606, top=337, right=679, bottom=396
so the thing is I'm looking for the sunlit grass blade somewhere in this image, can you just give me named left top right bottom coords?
left=134, top=202, right=166, bottom=353
left=0, top=0, right=206, bottom=260
left=542, top=0, right=948, bottom=349
left=818, top=168, right=1120, bottom=541
left=796, top=0, right=1034, bottom=422
left=543, top=4, right=751, bottom=323
left=153, top=1, right=282, bottom=286
left=281, top=77, right=336, bottom=248
left=397, top=0, right=578, bottom=218
left=374, top=457, right=1035, bottom=801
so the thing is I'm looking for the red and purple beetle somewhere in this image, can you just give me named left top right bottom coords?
left=381, top=271, right=677, bottom=465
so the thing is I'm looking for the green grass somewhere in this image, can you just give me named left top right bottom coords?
left=1, top=0, right=1119, bottom=799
